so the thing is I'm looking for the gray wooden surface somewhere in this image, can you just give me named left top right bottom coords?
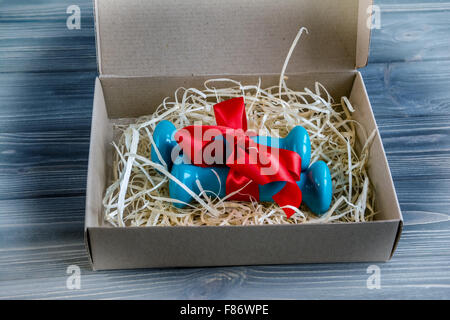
left=0, top=0, right=449, bottom=299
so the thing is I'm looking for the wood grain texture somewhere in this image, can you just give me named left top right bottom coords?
left=0, top=131, right=89, bottom=200
left=369, top=0, right=450, bottom=63
left=0, top=0, right=449, bottom=299
left=0, top=0, right=96, bottom=73
left=0, top=72, right=95, bottom=133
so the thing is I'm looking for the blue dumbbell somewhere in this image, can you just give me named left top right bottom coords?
left=151, top=120, right=179, bottom=169
left=152, top=120, right=332, bottom=215
left=151, top=120, right=311, bottom=171
left=170, top=155, right=332, bottom=215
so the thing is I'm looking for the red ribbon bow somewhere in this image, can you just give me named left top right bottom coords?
left=175, top=97, right=302, bottom=218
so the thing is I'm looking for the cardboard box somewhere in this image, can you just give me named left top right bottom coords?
left=85, top=0, right=403, bottom=270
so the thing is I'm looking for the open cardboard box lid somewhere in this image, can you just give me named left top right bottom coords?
left=95, top=0, right=372, bottom=77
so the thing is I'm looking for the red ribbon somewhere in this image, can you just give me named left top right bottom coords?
left=174, top=97, right=302, bottom=218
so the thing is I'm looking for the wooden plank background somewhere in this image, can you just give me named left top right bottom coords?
left=0, top=0, right=449, bottom=299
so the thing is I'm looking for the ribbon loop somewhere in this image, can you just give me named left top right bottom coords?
left=214, top=97, right=248, bottom=131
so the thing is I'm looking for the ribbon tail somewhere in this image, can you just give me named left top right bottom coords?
left=226, top=168, right=260, bottom=202
left=272, top=182, right=302, bottom=218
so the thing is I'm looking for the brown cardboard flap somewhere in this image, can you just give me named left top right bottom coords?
left=100, top=72, right=357, bottom=118
left=95, top=0, right=372, bottom=77
left=350, top=72, right=403, bottom=222
left=88, top=220, right=400, bottom=270
left=357, top=0, right=373, bottom=68
left=85, top=78, right=112, bottom=229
